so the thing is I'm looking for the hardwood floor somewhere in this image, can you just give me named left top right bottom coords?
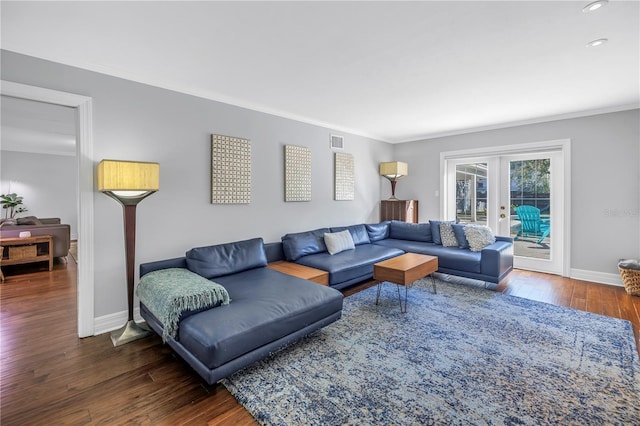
left=1, top=259, right=639, bottom=425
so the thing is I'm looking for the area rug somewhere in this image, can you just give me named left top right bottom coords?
left=222, top=279, right=640, bottom=425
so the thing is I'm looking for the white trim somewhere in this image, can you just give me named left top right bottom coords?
left=1, top=80, right=95, bottom=338
left=570, top=268, right=624, bottom=287
left=0, top=51, right=388, bottom=142
left=93, top=307, right=144, bottom=336
left=5, top=50, right=636, bottom=145
left=440, top=139, right=571, bottom=160
left=396, top=104, right=640, bottom=143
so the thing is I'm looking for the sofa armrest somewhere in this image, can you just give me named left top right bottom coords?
left=480, top=239, right=514, bottom=278
left=495, top=235, right=514, bottom=243
left=140, top=257, right=188, bottom=277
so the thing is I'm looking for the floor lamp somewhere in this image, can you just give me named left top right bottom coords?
left=379, top=161, right=408, bottom=200
left=97, top=159, right=160, bottom=346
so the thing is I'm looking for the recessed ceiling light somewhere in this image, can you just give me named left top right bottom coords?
left=583, top=0, right=608, bottom=13
left=586, top=38, right=608, bottom=47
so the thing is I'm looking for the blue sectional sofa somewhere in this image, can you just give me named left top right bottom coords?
left=277, top=220, right=513, bottom=289
left=137, top=221, right=512, bottom=385
left=139, top=238, right=343, bottom=385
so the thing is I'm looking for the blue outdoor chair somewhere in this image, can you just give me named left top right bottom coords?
left=514, top=205, right=550, bottom=244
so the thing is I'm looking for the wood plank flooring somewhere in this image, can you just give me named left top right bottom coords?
left=1, top=259, right=639, bottom=425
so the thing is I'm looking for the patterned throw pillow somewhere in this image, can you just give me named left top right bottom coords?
left=440, top=222, right=459, bottom=247
left=464, top=225, right=496, bottom=252
left=430, top=220, right=454, bottom=245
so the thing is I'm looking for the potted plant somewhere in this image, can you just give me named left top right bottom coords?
left=0, top=193, right=28, bottom=225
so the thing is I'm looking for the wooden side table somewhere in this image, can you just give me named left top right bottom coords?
left=0, top=235, right=54, bottom=275
left=267, top=261, right=329, bottom=286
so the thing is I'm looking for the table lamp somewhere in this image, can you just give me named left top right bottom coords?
left=97, top=159, right=159, bottom=346
left=379, top=161, right=408, bottom=200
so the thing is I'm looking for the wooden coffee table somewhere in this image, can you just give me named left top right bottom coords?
left=373, top=253, right=438, bottom=313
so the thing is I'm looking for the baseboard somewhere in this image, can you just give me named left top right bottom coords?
left=570, top=268, right=623, bottom=287
left=93, top=307, right=145, bottom=336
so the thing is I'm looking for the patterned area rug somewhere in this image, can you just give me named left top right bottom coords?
left=222, top=278, right=640, bottom=425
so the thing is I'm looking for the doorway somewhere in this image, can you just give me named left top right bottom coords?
left=442, top=140, right=570, bottom=276
left=1, top=81, right=95, bottom=337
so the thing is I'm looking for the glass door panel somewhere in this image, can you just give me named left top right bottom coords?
left=509, top=159, right=551, bottom=261
left=455, top=163, right=488, bottom=225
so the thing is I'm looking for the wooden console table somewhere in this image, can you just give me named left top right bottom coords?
left=380, top=199, right=418, bottom=223
left=0, top=235, right=54, bottom=275
left=267, top=261, right=329, bottom=286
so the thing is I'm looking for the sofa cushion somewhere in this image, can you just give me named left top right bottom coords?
left=281, top=228, right=330, bottom=261
left=464, top=225, right=496, bottom=252
left=330, top=224, right=371, bottom=246
left=373, top=239, right=482, bottom=273
left=366, top=222, right=390, bottom=242
left=324, top=230, right=356, bottom=255
left=136, top=268, right=230, bottom=342
left=177, top=267, right=343, bottom=369
left=296, top=244, right=404, bottom=287
left=389, top=221, right=432, bottom=242
left=440, top=222, right=459, bottom=247
left=186, top=238, right=268, bottom=279
left=452, top=224, right=470, bottom=249
left=429, top=220, right=454, bottom=245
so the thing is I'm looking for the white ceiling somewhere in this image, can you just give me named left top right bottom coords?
left=1, top=1, right=638, bottom=143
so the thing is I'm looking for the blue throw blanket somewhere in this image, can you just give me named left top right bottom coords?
left=136, top=268, right=230, bottom=342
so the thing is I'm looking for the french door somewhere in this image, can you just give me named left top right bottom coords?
left=444, top=149, right=565, bottom=276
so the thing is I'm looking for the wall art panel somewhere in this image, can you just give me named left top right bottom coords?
left=211, top=134, right=251, bottom=204
left=334, top=152, right=354, bottom=201
left=284, top=145, right=312, bottom=202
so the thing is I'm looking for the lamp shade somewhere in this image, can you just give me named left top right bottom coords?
left=379, top=161, right=408, bottom=180
left=97, top=160, right=159, bottom=192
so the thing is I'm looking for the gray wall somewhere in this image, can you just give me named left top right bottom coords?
left=1, top=50, right=393, bottom=318
left=394, top=109, right=640, bottom=276
left=2, top=49, right=638, bottom=324
left=0, top=151, right=78, bottom=238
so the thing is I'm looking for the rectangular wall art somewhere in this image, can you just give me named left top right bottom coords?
left=211, top=134, right=251, bottom=204
left=284, top=145, right=312, bottom=202
left=334, top=152, right=354, bottom=201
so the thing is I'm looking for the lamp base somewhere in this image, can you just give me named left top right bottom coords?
left=110, top=320, right=152, bottom=347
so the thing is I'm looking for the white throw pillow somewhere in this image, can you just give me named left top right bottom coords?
left=324, top=230, right=355, bottom=255
left=464, top=225, right=496, bottom=252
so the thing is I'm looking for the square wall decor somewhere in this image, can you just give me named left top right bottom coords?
left=284, top=145, right=311, bottom=202
left=211, top=134, right=251, bottom=204
left=335, top=152, right=354, bottom=201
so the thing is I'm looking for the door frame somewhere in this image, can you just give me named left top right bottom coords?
left=1, top=80, right=95, bottom=337
left=440, top=139, right=571, bottom=277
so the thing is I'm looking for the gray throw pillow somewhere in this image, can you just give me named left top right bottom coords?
left=452, top=224, right=470, bottom=249
left=464, top=225, right=496, bottom=252
left=440, top=222, right=459, bottom=247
